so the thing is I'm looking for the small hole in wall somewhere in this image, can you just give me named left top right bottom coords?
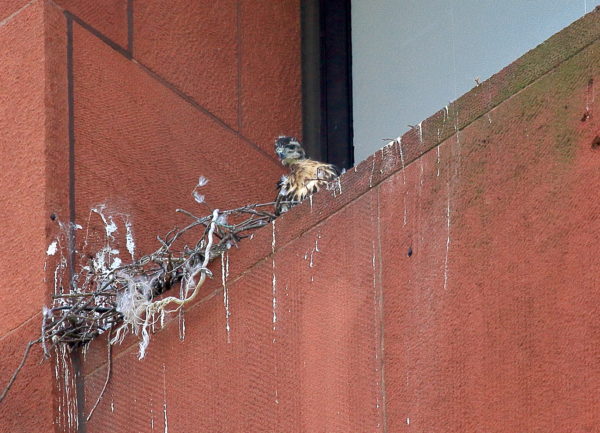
left=50, top=213, right=57, bottom=221
left=592, top=136, right=600, bottom=150
left=407, top=246, right=413, bottom=257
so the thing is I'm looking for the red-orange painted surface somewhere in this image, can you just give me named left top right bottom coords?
left=1, top=2, right=599, bottom=433
left=55, top=0, right=128, bottom=49
left=0, top=2, right=67, bottom=432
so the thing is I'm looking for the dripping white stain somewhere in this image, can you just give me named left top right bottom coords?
left=221, top=252, right=231, bottom=343
left=307, top=233, right=321, bottom=268
left=162, top=364, right=169, bottom=433
left=92, top=205, right=117, bottom=239
left=271, top=221, right=277, bottom=334
left=443, top=184, right=451, bottom=291
left=397, top=137, right=406, bottom=185
left=125, top=219, right=136, bottom=260
left=46, top=241, right=58, bottom=256
left=369, top=157, right=376, bottom=187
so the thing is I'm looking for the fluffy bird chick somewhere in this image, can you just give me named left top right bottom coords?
left=274, top=136, right=339, bottom=215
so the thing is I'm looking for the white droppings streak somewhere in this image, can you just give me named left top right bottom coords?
left=309, top=195, right=313, bottom=210
left=371, top=241, right=377, bottom=291
left=111, top=257, right=122, bottom=269
left=443, top=186, right=451, bottom=291
left=92, top=205, right=117, bottom=239
left=369, top=157, right=376, bottom=187
left=397, top=137, right=406, bottom=185
left=436, top=147, right=441, bottom=177
left=407, top=417, right=411, bottom=425
left=271, top=221, right=277, bottom=332
left=179, top=310, right=186, bottom=340
left=162, top=364, right=169, bottom=433
left=221, top=252, right=231, bottom=342
left=417, top=121, right=423, bottom=144
left=308, top=233, right=321, bottom=267
left=47, top=241, right=58, bottom=256
left=125, top=220, right=136, bottom=260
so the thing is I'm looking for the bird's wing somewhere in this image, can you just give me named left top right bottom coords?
left=275, top=160, right=339, bottom=215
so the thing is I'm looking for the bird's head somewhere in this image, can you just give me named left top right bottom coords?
left=275, top=136, right=306, bottom=165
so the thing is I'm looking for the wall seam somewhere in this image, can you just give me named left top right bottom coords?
left=65, top=12, right=280, bottom=167
left=65, top=13, right=87, bottom=432
left=127, top=0, right=133, bottom=55
left=236, top=0, right=242, bottom=132
left=65, top=13, right=76, bottom=279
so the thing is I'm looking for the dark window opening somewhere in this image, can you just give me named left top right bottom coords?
left=301, top=0, right=354, bottom=169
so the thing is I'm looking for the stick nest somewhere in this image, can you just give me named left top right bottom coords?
left=42, top=201, right=289, bottom=359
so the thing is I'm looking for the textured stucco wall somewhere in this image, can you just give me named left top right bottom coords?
left=81, top=8, right=600, bottom=433
left=1, top=2, right=600, bottom=433
left=0, top=2, right=68, bottom=432
left=0, top=0, right=301, bottom=432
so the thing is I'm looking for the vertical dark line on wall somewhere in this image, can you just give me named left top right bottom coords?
left=66, top=14, right=76, bottom=280
left=72, top=348, right=87, bottom=433
left=127, top=0, right=134, bottom=55
left=66, top=18, right=87, bottom=432
left=236, top=0, right=242, bottom=132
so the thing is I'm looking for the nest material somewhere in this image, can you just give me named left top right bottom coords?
left=43, top=202, right=292, bottom=358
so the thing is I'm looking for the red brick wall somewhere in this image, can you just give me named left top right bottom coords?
left=1, top=2, right=600, bottom=433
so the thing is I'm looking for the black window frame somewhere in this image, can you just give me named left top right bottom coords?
left=301, top=0, right=354, bottom=169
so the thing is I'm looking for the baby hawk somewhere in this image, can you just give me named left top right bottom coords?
left=274, top=136, right=339, bottom=215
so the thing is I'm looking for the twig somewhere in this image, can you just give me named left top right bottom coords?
left=0, top=339, right=39, bottom=403
left=86, top=329, right=112, bottom=421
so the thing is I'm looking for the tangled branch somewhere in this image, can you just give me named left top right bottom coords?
left=1, top=198, right=298, bottom=404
